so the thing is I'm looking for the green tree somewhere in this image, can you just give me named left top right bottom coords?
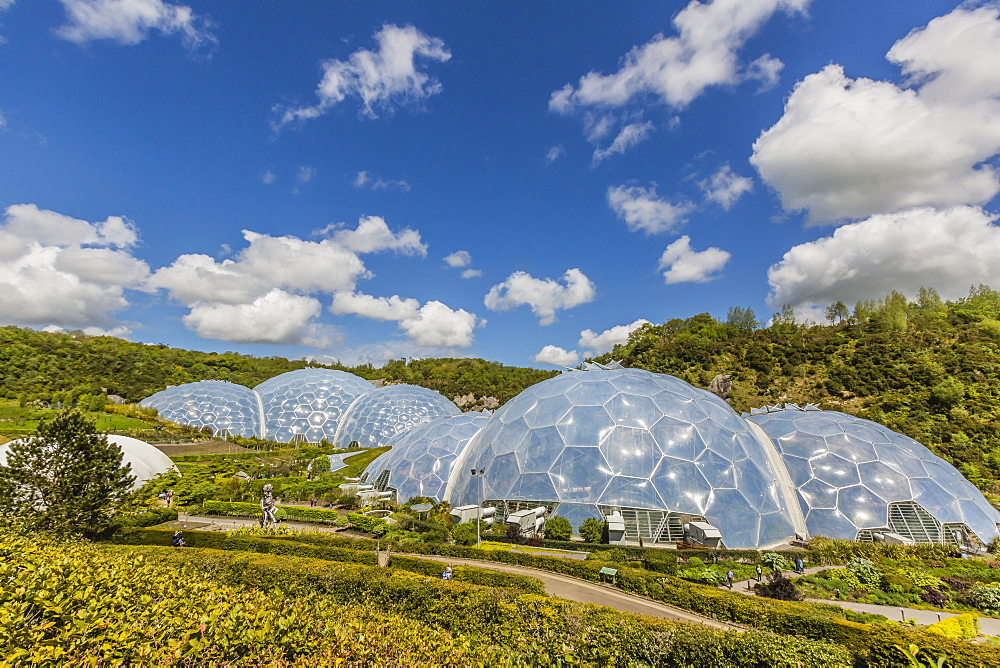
left=311, top=455, right=331, bottom=473
left=578, top=517, right=605, bottom=543
left=771, top=304, right=797, bottom=327
left=825, top=301, right=849, bottom=324
left=544, top=515, right=572, bottom=541
left=0, top=409, right=134, bottom=536
left=726, top=306, right=759, bottom=333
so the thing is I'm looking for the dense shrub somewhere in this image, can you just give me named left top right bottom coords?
left=202, top=500, right=342, bottom=524
left=109, top=528, right=997, bottom=666
left=543, top=515, right=572, bottom=541
left=346, top=512, right=389, bottom=537
left=925, top=614, right=978, bottom=640
left=119, top=506, right=178, bottom=527
left=108, top=542, right=854, bottom=667
left=0, top=531, right=490, bottom=665
left=757, top=573, right=803, bottom=601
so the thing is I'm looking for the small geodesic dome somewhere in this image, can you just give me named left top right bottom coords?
left=334, top=384, right=461, bottom=448
left=0, top=434, right=176, bottom=490
left=746, top=407, right=1000, bottom=547
left=254, top=368, right=374, bottom=443
left=362, top=413, right=490, bottom=503
left=446, top=367, right=801, bottom=549
left=139, top=380, right=261, bottom=438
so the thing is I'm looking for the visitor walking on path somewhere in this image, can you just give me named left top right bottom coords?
left=755, top=564, right=763, bottom=582
left=726, top=570, right=734, bottom=589
left=795, top=556, right=805, bottom=574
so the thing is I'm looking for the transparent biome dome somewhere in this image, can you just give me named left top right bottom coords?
left=747, top=408, right=1000, bottom=546
left=362, top=413, right=490, bottom=503
left=139, top=380, right=260, bottom=438
left=254, top=368, right=374, bottom=443
left=447, top=368, right=797, bottom=549
left=0, top=434, right=176, bottom=490
left=334, top=384, right=461, bottom=448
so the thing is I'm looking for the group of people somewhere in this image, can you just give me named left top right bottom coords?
left=171, top=531, right=187, bottom=547
left=158, top=490, right=174, bottom=507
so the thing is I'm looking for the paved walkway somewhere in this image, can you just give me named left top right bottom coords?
left=405, top=553, right=741, bottom=631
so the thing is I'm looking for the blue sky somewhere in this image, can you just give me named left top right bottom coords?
left=2, top=0, right=999, bottom=368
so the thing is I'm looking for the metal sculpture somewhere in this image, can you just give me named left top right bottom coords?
left=259, top=483, right=278, bottom=528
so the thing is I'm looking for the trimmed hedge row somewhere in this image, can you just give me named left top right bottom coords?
left=114, top=528, right=996, bottom=666
left=201, top=500, right=342, bottom=524
left=108, top=528, right=544, bottom=595
left=346, top=512, right=389, bottom=536
left=119, top=506, right=178, bottom=527
left=107, top=543, right=854, bottom=667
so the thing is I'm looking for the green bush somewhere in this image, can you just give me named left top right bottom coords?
left=578, top=517, right=604, bottom=543
left=970, top=583, right=1000, bottom=613
left=108, top=542, right=854, bottom=667
left=346, top=512, right=389, bottom=537
left=311, top=455, right=330, bottom=473
left=107, top=528, right=997, bottom=666
left=543, top=515, right=572, bottom=541
left=201, top=500, right=342, bottom=524
left=119, top=506, right=178, bottom=527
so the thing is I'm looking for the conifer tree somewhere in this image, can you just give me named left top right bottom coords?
left=0, top=409, right=134, bottom=536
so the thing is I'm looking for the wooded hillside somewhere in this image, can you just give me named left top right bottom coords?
left=600, top=286, right=1000, bottom=498
left=3, top=284, right=1000, bottom=496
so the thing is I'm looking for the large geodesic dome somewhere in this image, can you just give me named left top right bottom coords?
left=0, top=434, right=176, bottom=490
left=334, top=384, right=461, bottom=449
left=747, top=407, right=1000, bottom=547
left=446, top=367, right=802, bottom=549
left=254, top=368, right=374, bottom=443
left=363, top=413, right=490, bottom=503
left=140, top=380, right=261, bottom=438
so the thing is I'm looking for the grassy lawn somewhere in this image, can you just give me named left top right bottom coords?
left=0, top=399, right=152, bottom=439
left=154, top=441, right=254, bottom=456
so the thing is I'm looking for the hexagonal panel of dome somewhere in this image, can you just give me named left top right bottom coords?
left=140, top=380, right=261, bottom=438
left=254, top=368, right=374, bottom=444
left=446, top=367, right=799, bottom=549
left=334, top=384, right=461, bottom=449
left=747, top=406, right=1000, bottom=549
left=362, top=413, right=490, bottom=503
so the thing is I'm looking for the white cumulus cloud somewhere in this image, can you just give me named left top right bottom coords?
left=182, top=289, right=329, bottom=346
left=0, top=204, right=150, bottom=330
left=700, top=164, right=753, bottom=209
left=767, top=205, right=1000, bottom=312
left=607, top=184, right=694, bottom=235
left=276, top=24, right=451, bottom=126
left=592, top=121, right=654, bottom=164
left=578, top=318, right=651, bottom=355
left=443, top=250, right=472, bottom=268
left=484, top=268, right=596, bottom=325
left=56, top=0, right=216, bottom=50
left=461, top=268, right=482, bottom=279
left=751, top=6, right=1000, bottom=224
left=545, top=145, right=565, bottom=164
left=532, top=345, right=580, bottom=367
left=550, top=0, right=808, bottom=114
left=399, top=301, right=479, bottom=347
left=331, top=291, right=479, bottom=347
left=658, top=236, right=730, bottom=284
left=151, top=216, right=427, bottom=346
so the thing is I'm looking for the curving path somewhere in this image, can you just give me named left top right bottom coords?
left=406, top=553, right=743, bottom=631
left=175, top=515, right=999, bottom=636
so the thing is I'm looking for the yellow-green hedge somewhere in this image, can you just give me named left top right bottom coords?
left=926, top=614, right=979, bottom=640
